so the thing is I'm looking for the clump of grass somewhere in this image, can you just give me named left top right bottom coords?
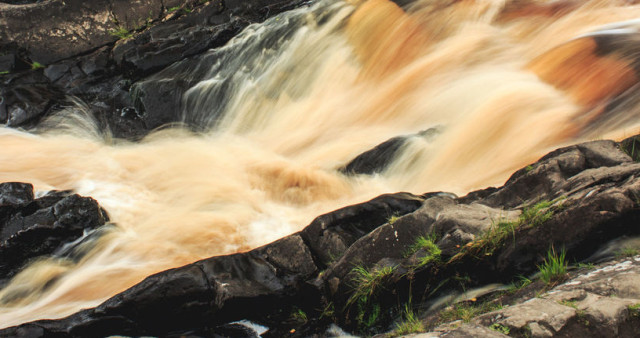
left=538, top=247, right=568, bottom=285
left=291, top=308, right=308, bottom=323
left=347, top=265, right=396, bottom=329
left=506, top=275, right=532, bottom=293
left=628, top=303, right=640, bottom=317
left=450, top=198, right=565, bottom=263
left=620, top=137, right=640, bottom=162
left=576, top=262, right=595, bottom=269
left=388, top=213, right=400, bottom=225
left=520, top=199, right=555, bottom=227
left=168, top=6, right=181, bottom=12
left=525, top=165, right=534, bottom=172
left=392, top=304, right=424, bottom=336
left=560, top=299, right=578, bottom=309
left=0, top=70, right=9, bottom=75
left=617, top=247, right=640, bottom=258
left=109, top=26, right=133, bottom=39
left=453, top=219, right=517, bottom=260
left=347, top=265, right=396, bottom=307
left=490, top=323, right=510, bottom=335
left=320, top=302, right=335, bottom=320
left=439, top=301, right=503, bottom=323
left=406, top=234, right=442, bottom=267
left=30, top=61, right=44, bottom=70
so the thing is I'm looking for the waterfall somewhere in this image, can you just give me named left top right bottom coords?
left=2, top=0, right=640, bottom=328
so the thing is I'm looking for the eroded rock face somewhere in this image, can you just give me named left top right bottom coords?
left=0, top=182, right=109, bottom=284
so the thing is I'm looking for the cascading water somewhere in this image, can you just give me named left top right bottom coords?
left=2, top=0, right=640, bottom=328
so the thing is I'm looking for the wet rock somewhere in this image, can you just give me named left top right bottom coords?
left=0, top=235, right=317, bottom=336
left=300, top=192, right=425, bottom=267
left=0, top=183, right=109, bottom=283
left=466, top=140, right=633, bottom=208
left=340, top=128, right=440, bottom=175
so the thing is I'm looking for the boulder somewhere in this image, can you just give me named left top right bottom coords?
left=340, top=128, right=440, bottom=175
left=0, top=183, right=109, bottom=283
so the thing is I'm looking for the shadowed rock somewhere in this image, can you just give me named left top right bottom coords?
left=0, top=183, right=109, bottom=284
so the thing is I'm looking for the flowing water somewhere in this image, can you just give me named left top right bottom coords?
left=2, top=0, right=640, bottom=328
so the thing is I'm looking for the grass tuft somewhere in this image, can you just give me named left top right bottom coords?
left=520, top=200, right=555, bottom=227
left=392, top=304, right=424, bottom=336
left=617, top=247, right=640, bottom=258
left=506, top=274, right=532, bottom=293
left=538, top=247, right=568, bottom=285
left=31, top=61, right=44, bottom=70
left=388, top=213, right=400, bottom=225
left=439, top=301, right=503, bottom=323
left=407, top=234, right=441, bottom=267
left=347, top=265, right=395, bottom=307
left=109, top=26, right=133, bottom=39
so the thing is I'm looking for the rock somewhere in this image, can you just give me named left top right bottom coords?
left=340, top=128, right=440, bottom=175
left=300, top=192, right=425, bottom=267
left=0, top=184, right=109, bottom=283
left=469, top=257, right=640, bottom=337
left=0, top=234, right=317, bottom=336
left=0, top=54, right=15, bottom=73
left=0, top=182, right=33, bottom=207
left=464, top=140, right=633, bottom=208
left=0, top=0, right=167, bottom=64
left=1, top=0, right=313, bottom=138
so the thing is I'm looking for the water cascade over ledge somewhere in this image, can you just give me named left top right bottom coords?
left=2, top=0, right=640, bottom=328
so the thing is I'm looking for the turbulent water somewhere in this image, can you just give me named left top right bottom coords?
left=2, top=0, right=640, bottom=328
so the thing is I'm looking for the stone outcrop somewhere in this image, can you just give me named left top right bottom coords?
left=0, top=182, right=109, bottom=285
left=417, top=257, right=640, bottom=337
left=0, top=0, right=308, bottom=137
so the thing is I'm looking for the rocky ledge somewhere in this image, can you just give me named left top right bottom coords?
left=1, top=0, right=307, bottom=137
left=1, top=136, right=639, bottom=337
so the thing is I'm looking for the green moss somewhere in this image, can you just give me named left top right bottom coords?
left=0, top=70, right=9, bottom=75
left=628, top=303, right=640, bottom=317
left=30, top=62, right=44, bottom=70
left=490, top=323, right=510, bottom=335
left=560, top=299, right=578, bottom=309
left=109, top=26, right=133, bottom=39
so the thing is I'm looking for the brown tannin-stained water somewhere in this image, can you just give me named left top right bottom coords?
left=2, top=0, right=640, bottom=327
